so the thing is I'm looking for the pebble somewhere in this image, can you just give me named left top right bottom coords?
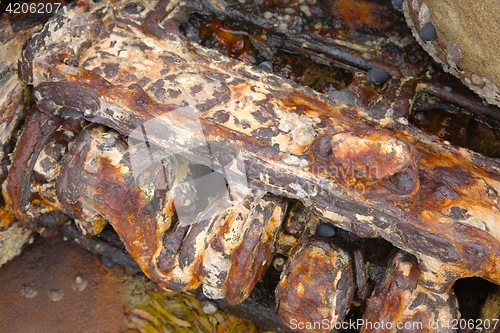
left=258, top=61, right=273, bottom=72
left=315, top=223, right=336, bottom=238
left=391, top=0, right=403, bottom=11
left=366, top=67, right=390, bottom=85
left=300, top=5, right=311, bottom=17
left=100, top=254, right=115, bottom=267
left=185, top=29, right=201, bottom=44
left=278, top=22, right=288, bottom=31
left=203, top=301, right=218, bottom=315
left=419, top=23, right=437, bottom=42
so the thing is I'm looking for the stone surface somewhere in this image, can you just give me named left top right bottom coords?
left=404, top=0, right=500, bottom=107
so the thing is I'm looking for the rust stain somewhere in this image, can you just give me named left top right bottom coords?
left=330, top=0, right=392, bottom=31
left=198, top=17, right=257, bottom=64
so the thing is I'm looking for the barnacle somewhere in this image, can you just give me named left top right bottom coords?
left=403, top=0, right=500, bottom=107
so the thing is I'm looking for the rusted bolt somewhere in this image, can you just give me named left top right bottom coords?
left=315, top=223, right=336, bottom=238
left=390, top=168, right=418, bottom=193
left=330, top=130, right=413, bottom=180
left=311, top=135, right=332, bottom=158
left=329, top=130, right=419, bottom=199
left=366, top=67, right=390, bottom=85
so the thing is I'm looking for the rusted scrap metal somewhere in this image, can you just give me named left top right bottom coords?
left=59, top=223, right=142, bottom=274
left=0, top=12, right=52, bottom=267
left=14, top=0, right=500, bottom=289
left=275, top=239, right=355, bottom=333
left=354, top=249, right=370, bottom=301
left=362, top=251, right=459, bottom=333
left=0, top=14, right=40, bottom=180
left=4, top=111, right=85, bottom=231
left=2, top=0, right=500, bottom=330
left=55, top=123, right=289, bottom=306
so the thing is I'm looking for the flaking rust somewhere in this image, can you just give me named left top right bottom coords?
left=0, top=11, right=46, bottom=267
left=362, top=251, right=459, bottom=333
left=276, top=239, right=355, bottom=333
left=2, top=0, right=500, bottom=330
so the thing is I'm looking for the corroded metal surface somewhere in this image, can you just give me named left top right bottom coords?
left=2, top=0, right=500, bottom=331
left=276, top=239, right=355, bottom=333
left=362, top=251, right=459, bottom=333
left=56, top=123, right=289, bottom=306
left=0, top=13, right=38, bottom=180
left=0, top=6, right=63, bottom=269
left=12, top=0, right=500, bottom=290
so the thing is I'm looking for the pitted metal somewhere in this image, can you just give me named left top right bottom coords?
left=2, top=0, right=500, bottom=331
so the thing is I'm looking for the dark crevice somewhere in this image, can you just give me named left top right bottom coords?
left=409, top=92, right=500, bottom=159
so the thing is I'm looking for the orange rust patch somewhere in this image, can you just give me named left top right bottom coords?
left=0, top=207, right=16, bottom=229
left=199, top=18, right=257, bottom=64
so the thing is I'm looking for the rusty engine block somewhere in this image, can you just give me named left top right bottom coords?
left=2, top=0, right=500, bottom=332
